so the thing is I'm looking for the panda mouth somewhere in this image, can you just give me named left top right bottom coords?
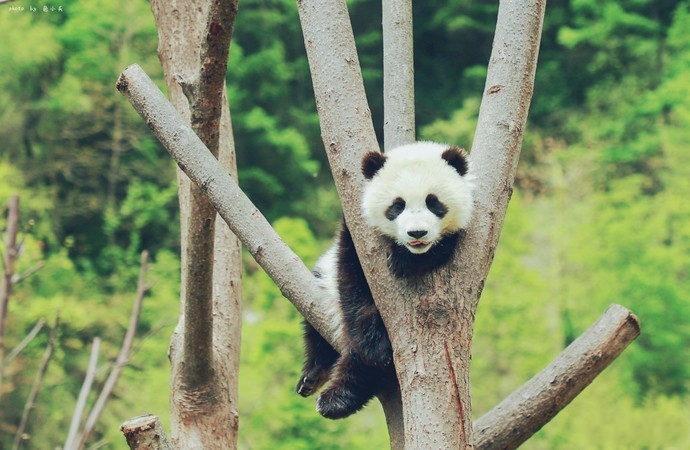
left=407, top=240, right=431, bottom=248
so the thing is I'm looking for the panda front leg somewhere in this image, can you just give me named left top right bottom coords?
left=296, top=321, right=339, bottom=397
left=315, top=352, right=386, bottom=419
left=338, top=225, right=393, bottom=367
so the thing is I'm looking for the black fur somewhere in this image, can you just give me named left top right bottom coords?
left=297, top=225, right=462, bottom=419
left=361, top=152, right=387, bottom=180
left=385, top=197, right=406, bottom=221
left=388, top=231, right=461, bottom=278
left=441, top=146, right=469, bottom=176
left=297, top=223, right=392, bottom=419
left=425, top=194, right=448, bottom=218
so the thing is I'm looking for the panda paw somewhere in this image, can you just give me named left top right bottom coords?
left=295, top=369, right=329, bottom=397
left=316, top=386, right=367, bottom=420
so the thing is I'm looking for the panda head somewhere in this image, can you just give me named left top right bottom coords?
left=361, top=142, right=474, bottom=256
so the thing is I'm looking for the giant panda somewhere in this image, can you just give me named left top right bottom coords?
left=295, top=141, right=475, bottom=419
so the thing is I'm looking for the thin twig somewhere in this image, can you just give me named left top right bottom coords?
left=1, top=195, right=21, bottom=388
left=75, top=251, right=150, bottom=450
left=64, top=337, right=101, bottom=450
left=12, top=313, right=60, bottom=450
left=14, top=260, right=46, bottom=285
left=4, top=318, right=46, bottom=366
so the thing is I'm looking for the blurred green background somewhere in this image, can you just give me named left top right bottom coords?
left=1, top=0, right=689, bottom=448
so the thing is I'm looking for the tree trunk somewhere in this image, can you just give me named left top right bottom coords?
left=149, top=1, right=242, bottom=447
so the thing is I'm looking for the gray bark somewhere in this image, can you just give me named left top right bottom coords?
left=382, top=0, right=415, bottom=150
left=149, top=0, right=242, bottom=447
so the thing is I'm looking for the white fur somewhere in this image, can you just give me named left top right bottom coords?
left=362, top=141, right=475, bottom=254
left=312, top=240, right=344, bottom=344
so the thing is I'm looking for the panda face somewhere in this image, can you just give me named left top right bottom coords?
left=361, top=142, right=474, bottom=255
left=382, top=193, right=450, bottom=254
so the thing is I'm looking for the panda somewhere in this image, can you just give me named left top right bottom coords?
left=295, top=141, right=475, bottom=419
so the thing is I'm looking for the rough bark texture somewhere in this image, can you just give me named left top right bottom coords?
left=149, top=0, right=242, bottom=447
left=473, top=304, right=641, bottom=449
left=121, top=415, right=174, bottom=450
left=382, top=0, right=415, bottom=150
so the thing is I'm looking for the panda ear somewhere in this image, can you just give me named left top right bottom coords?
left=361, top=152, right=387, bottom=180
left=441, top=146, right=469, bottom=177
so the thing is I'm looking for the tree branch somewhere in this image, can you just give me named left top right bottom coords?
left=178, top=0, right=239, bottom=390
left=4, top=318, right=46, bottom=366
left=382, top=0, right=415, bottom=150
left=12, top=314, right=59, bottom=450
left=0, top=195, right=20, bottom=385
left=116, top=65, right=339, bottom=352
left=75, top=251, right=150, bottom=450
left=473, top=304, right=641, bottom=449
left=460, top=0, right=547, bottom=304
left=120, top=414, right=174, bottom=450
left=150, top=0, right=244, bottom=446
left=64, top=337, right=101, bottom=450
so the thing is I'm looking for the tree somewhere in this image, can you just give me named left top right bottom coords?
left=117, top=0, right=640, bottom=448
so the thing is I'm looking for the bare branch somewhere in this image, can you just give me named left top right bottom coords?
left=460, top=0, right=547, bottom=304
left=14, top=260, right=46, bottom=285
left=116, top=64, right=339, bottom=352
left=75, top=251, right=150, bottom=450
left=382, top=0, right=415, bottom=149
left=4, top=318, right=46, bottom=365
left=1, top=195, right=21, bottom=387
left=473, top=304, right=641, bottom=450
left=12, top=313, right=60, bottom=450
left=65, top=337, right=101, bottom=450
left=120, top=415, right=174, bottom=450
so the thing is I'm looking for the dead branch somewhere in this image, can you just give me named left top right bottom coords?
left=120, top=414, right=174, bottom=450
left=64, top=337, right=101, bottom=450
left=12, top=314, right=60, bottom=450
left=14, top=260, right=46, bottom=285
left=4, top=318, right=46, bottom=365
left=116, top=65, right=338, bottom=352
left=473, top=304, right=640, bottom=449
left=1, top=195, right=20, bottom=384
left=75, top=251, right=150, bottom=450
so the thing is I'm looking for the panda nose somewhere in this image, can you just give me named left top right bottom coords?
left=407, top=230, right=427, bottom=239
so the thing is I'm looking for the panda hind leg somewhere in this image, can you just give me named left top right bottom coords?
left=315, top=353, right=383, bottom=419
left=296, top=321, right=339, bottom=397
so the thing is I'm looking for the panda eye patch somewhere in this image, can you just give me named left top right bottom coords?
left=385, top=197, right=406, bottom=221
left=426, top=194, right=448, bottom=218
